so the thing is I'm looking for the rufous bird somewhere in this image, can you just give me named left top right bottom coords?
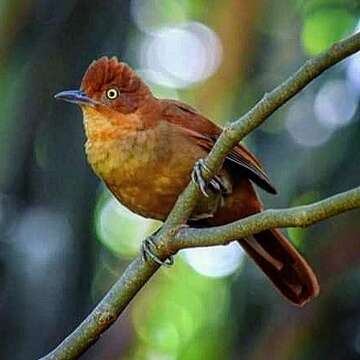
left=55, top=56, right=319, bottom=306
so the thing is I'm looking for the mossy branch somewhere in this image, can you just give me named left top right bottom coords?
left=39, top=32, right=360, bottom=360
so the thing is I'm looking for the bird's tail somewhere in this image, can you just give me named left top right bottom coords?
left=239, top=229, right=319, bottom=306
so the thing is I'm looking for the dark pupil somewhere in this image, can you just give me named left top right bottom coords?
left=109, top=90, right=116, bottom=98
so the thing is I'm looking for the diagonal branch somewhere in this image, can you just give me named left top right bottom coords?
left=161, top=32, right=360, bottom=229
left=39, top=32, right=360, bottom=360
left=40, top=188, right=360, bottom=360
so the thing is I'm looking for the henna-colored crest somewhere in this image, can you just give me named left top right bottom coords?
left=81, top=57, right=151, bottom=113
left=81, top=57, right=145, bottom=95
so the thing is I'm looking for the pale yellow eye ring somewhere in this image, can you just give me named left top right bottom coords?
left=106, top=88, right=119, bottom=100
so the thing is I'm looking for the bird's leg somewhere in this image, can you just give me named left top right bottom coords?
left=141, top=229, right=174, bottom=267
left=191, top=159, right=228, bottom=197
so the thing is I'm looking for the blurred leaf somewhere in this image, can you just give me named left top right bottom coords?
left=296, top=0, right=360, bottom=14
left=288, top=227, right=305, bottom=247
left=131, top=259, right=232, bottom=359
left=301, top=8, right=356, bottom=55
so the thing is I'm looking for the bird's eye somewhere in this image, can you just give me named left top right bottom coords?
left=106, top=88, right=119, bottom=100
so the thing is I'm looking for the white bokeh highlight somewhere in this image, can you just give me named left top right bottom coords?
left=346, top=18, right=360, bottom=91
left=286, top=94, right=334, bottom=147
left=181, top=242, right=244, bottom=278
left=139, top=22, right=223, bottom=88
left=96, top=194, right=158, bottom=256
left=314, top=79, right=358, bottom=129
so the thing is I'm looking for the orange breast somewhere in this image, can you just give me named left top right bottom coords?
left=81, top=107, right=257, bottom=222
left=82, top=109, right=208, bottom=219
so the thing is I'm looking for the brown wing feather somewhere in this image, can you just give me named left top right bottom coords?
left=162, top=100, right=277, bottom=194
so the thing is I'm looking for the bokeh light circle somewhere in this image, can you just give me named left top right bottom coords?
left=346, top=19, right=360, bottom=92
left=181, top=242, right=244, bottom=278
left=285, top=94, right=334, bottom=147
left=95, top=191, right=160, bottom=257
left=314, top=79, right=358, bottom=129
left=139, top=22, right=223, bottom=88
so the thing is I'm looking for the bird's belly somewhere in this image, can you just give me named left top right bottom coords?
left=111, top=185, right=180, bottom=220
left=109, top=163, right=228, bottom=222
left=107, top=163, right=192, bottom=220
left=87, top=126, right=221, bottom=221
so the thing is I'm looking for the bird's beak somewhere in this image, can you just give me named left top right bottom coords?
left=54, top=90, right=97, bottom=106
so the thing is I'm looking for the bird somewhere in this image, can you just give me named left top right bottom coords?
left=55, top=56, right=319, bottom=306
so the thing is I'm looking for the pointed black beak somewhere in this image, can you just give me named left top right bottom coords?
left=54, top=90, right=97, bottom=106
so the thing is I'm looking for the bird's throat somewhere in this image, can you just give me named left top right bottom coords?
left=81, top=106, right=142, bottom=142
left=81, top=106, right=159, bottom=187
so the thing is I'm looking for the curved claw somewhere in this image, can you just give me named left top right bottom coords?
left=192, top=159, right=210, bottom=197
left=141, top=236, right=174, bottom=267
left=191, top=159, right=227, bottom=197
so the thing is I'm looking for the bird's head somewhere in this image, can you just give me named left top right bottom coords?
left=55, top=57, right=152, bottom=116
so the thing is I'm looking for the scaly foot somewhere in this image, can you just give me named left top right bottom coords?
left=141, top=235, right=174, bottom=267
left=191, top=159, right=227, bottom=197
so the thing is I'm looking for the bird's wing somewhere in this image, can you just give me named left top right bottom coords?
left=162, top=100, right=277, bottom=194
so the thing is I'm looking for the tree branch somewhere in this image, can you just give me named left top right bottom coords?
left=159, top=31, right=360, bottom=229
left=174, top=186, right=360, bottom=249
left=39, top=32, right=360, bottom=360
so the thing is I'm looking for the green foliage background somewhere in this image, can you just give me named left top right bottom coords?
left=0, top=1, right=359, bottom=359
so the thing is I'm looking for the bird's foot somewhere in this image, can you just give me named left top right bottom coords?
left=141, top=236, right=174, bottom=267
left=191, top=159, right=227, bottom=197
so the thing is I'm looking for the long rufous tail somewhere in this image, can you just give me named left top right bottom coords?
left=239, top=229, right=319, bottom=306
